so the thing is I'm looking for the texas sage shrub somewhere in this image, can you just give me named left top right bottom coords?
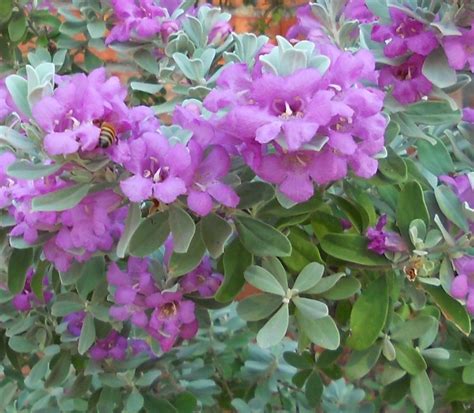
left=0, top=0, right=473, bottom=411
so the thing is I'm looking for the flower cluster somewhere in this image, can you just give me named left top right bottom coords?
left=89, top=330, right=152, bottom=361
left=107, top=258, right=212, bottom=352
left=366, top=215, right=407, bottom=255
left=105, top=0, right=181, bottom=45
left=202, top=45, right=386, bottom=202
left=11, top=268, right=53, bottom=312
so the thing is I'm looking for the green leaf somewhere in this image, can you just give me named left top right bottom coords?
left=51, top=293, right=84, bottom=316
left=134, top=49, right=159, bottom=75
left=244, top=265, right=286, bottom=296
left=305, top=371, right=323, bottom=407
left=168, top=223, right=206, bottom=277
left=404, top=100, right=461, bottom=125
left=262, top=257, right=288, bottom=290
left=394, top=342, right=427, bottom=375
left=347, top=276, right=388, bottom=350
left=390, top=315, right=438, bottom=342
left=125, top=390, right=144, bottom=413
left=320, top=233, right=389, bottom=266
left=130, top=81, right=163, bottom=94
left=8, top=14, right=26, bottom=42
left=173, top=392, right=197, bottom=413
left=215, top=238, right=252, bottom=302
left=31, top=184, right=91, bottom=212
left=87, top=21, right=106, bottom=39
left=201, top=213, right=232, bottom=258
left=7, top=160, right=62, bottom=180
left=45, top=352, right=71, bottom=388
left=281, top=227, right=323, bottom=272
left=306, top=273, right=345, bottom=294
left=236, top=181, right=274, bottom=208
left=423, top=284, right=471, bottom=336
left=345, top=344, right=383, bottom=380
left=168, top=206, right=195, bottom=253
left=396, top=181, right=430, bottom=242
left=8, top=248, right=33, bottom=294
left=0, top=0, right=12, bottom=22
left=116, top=204, right=141, bottom=258
left=237, top=294, right=282, bottom=321
left=417, top=139, right=454, bottom=177
left=78, top=313, right=96, bottom=355
left=76, top=257, right=105, bottom=300
left=292, top=297, right=328, bottom=319
left=293, top=262, right=324, bottom=292
left=283, top=351, right=314, bottom=369
left=445, top=383, right=474, bottom=403
left=5, top=75, right=31, bottom=117
left=331, top=195, right=365, bottom=232
left=462, top=363, right=474, bottom=385
left=410, top=371, right=434, bottom=412
left=321, top=277, right=361, bottom=300
left=297, top=314, right=340, bottom=350
left=434, top=185, right=470, bottom=233
left=378, top=147, right=407, bottom=183
left=128, top=211, right=170, bottom=257
left=422, top=47, right=457, bottom=89
left=234, top=214, right=291, bottom=257
left=256, top=304, right=289, bottom=348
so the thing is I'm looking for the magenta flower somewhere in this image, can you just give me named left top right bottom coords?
left=443, top=26, right=474, bottom=72
left=0, top=151, right=16, bottom=208
left=119, top=132, right=190, bottom=204
left=64, top=311, right=86, bottom=337
left=450, top=257, right=474, bottom=314
left=208, top=21, right=232, bottom=46
left=286, top=5, right=330, bottom=44
left=183, top=142, right=239, bottom=216
left=32, top=68, right=129, bottom=156
left=440, top=173, right=474, bottom=231
left=106, top=0, right=168, bottom=44
left=379, top=54, right=432, bottom=103
left=463, top=108, right=474, bottom=123
left=145, top=291, right=198, bottom=352
left=371, top=8, right=438, bottom=58
left=107, top=258, right=158, bottom=328
left=180, top=257, right=223, bottom=297
left=12, top=268, right=53, bottom=312
left=344, top=0, right=376, bottom=23
left=366, top=215, right=407, bottom=255
left=90, top=330, right=128, bottom=361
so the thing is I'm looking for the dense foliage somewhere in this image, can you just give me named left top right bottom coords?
left=0, top=0, right=473, bottom=411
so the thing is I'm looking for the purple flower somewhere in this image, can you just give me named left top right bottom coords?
left=64, top=311, right=86, bottom=337
left=146, top=291, right=198, bottom=352
left=183, top=142, right=239, bottom=216
left=12, top=268, right=53, bottom=312
left=119, top=132, right=190, bottom=204
left=379, top=54, right=432, bottom=103
left=439, top=173, right=474, bottom=232
left=106, top=0, right=168, bottom=44
left=107, top=258, right=158, bottom=328
left=208, top=21, right=232, bottom=46
left=160, top=20, right=179, bottom=42
left=344, top=0, right=376, bottom=23
left=371, top=8, right=438, bottom=58
left=0, top=151, right=16, bottom=208
left=443, top=26, right=474, bottom=72
left=32, top=68, right=129, bottom=156
left=90, top=330, right=128, bottom=361
left=366, top=215, right=407, bottom=255
left=286, top=5, right=331, bottom=44
left=450, top=256, right=474, bottom=314
left=129, top=338, right=154, bottom=356
left=180, top=257, right=223, bottom=297
left=463, top=108, right=474, bottom=123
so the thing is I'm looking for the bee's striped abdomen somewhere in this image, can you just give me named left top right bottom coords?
left=98, top=122, right=117, bottom=148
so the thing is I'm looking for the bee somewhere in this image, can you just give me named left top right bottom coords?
left=148, top=199, right=160, bottom=216
left=97, top=121, right=117, bottom=148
